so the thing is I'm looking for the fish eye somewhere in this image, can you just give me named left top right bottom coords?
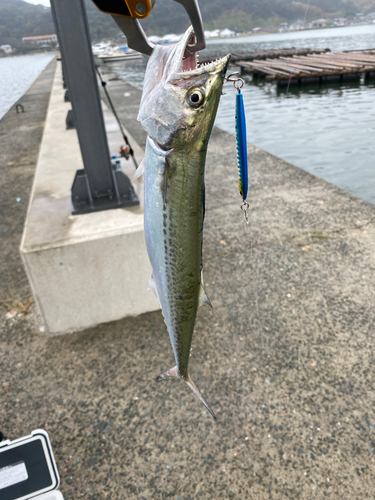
left=187, top=88, right=205, bottom=108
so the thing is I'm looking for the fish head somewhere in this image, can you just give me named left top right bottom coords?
left=138, top=26, right=230, bottom=151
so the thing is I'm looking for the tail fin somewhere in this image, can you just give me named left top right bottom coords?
left=156, top=366, right=216, bottom=420
left=184, top=373, right=217, bottom=420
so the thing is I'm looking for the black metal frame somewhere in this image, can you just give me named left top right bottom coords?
left=50, top=0, right=139, bottom=215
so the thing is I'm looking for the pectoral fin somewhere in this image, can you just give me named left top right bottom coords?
left=132, top=159, right=144, bottom=180
left=159, top=158, right=168, bottom=207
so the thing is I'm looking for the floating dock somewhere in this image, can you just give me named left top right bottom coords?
left=236, top=51, right=375, bottom=86
left=199, top=47, right=329, bottom=64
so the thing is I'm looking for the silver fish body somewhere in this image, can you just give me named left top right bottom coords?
left=144, top=138, right=207, bottom=376
left=138, top=27, right=229, bottom=419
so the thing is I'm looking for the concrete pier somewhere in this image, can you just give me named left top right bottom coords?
left=20, top=62, right=158, bottom=335
left=1, top=61, right=375, bottom=499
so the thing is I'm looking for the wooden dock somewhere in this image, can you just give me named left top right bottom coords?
left=199, top=47, right=329, bottom=65
left=236, top=51, right=375, bottom=86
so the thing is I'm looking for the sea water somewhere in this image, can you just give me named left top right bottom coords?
left=0, top=53, right=55, bottom=120
left=108, top=25, right=375, bottom=205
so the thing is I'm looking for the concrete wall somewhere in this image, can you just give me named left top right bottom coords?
left=20, top=62, right=159, bottom=335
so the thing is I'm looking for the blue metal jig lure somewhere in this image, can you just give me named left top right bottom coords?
left=226, top=73, right=249, bottom=223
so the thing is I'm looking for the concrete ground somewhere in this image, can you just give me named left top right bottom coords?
left=1, top=61, right=375, bottom=500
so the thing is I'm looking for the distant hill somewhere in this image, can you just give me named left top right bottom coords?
left=87, top=0, right=363, bottom=37
left=0, top=0, right=368, bottom=49
left=351, top=0, right=375, bottom=13
left=0, top=0, right=54, bottom=49
left=140, top=0, right=362, bottom=34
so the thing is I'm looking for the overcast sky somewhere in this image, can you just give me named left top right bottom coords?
left=24, top=0, right=51, bottom=6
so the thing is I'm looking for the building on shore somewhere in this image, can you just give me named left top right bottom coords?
left=0, top=44, right=13, bottom=54
left=22, top=34, right=57, bottom=45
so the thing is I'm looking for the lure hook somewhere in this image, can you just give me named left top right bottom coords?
left=223, top=72, right=245, bottom=94
left=241, top=201, right=249, bottom=224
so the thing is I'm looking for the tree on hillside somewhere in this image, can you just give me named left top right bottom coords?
left=0, top=0, right=361, bottom=47
left=0, top=0, right=54, bottom=40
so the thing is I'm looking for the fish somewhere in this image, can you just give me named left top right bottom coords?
left=136, top=26, right=230, bottom=419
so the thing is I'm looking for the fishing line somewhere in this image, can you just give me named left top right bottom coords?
left=96, top=66, right=139, bottom=169
left=285, top=0, right=312, bottom=95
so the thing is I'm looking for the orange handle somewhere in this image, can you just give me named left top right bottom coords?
left=91, top=0, right=155, bottom=19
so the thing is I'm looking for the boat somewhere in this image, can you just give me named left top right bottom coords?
left=97, top=45, right=143, bottom=62
left=98, top=51, right=143, bottom=62
left=92, top=42, right=111, bottom=55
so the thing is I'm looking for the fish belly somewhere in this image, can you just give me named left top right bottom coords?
left=144, top=138, right=205, bottom=376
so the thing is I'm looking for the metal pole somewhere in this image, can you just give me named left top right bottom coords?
left=50, top=0, right=139, bottom=214
left=50, top=0, right=119, bottom=213
left=49, top=1, right=69, bottom=92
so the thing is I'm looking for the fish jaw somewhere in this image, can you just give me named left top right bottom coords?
left=138, top=26, right=230, bottom=151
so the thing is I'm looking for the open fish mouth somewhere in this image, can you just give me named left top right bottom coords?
left=166, top=26, right=230, bottom=81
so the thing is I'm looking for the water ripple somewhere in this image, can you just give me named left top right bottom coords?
left=0, top=53, right=55, bottom=119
